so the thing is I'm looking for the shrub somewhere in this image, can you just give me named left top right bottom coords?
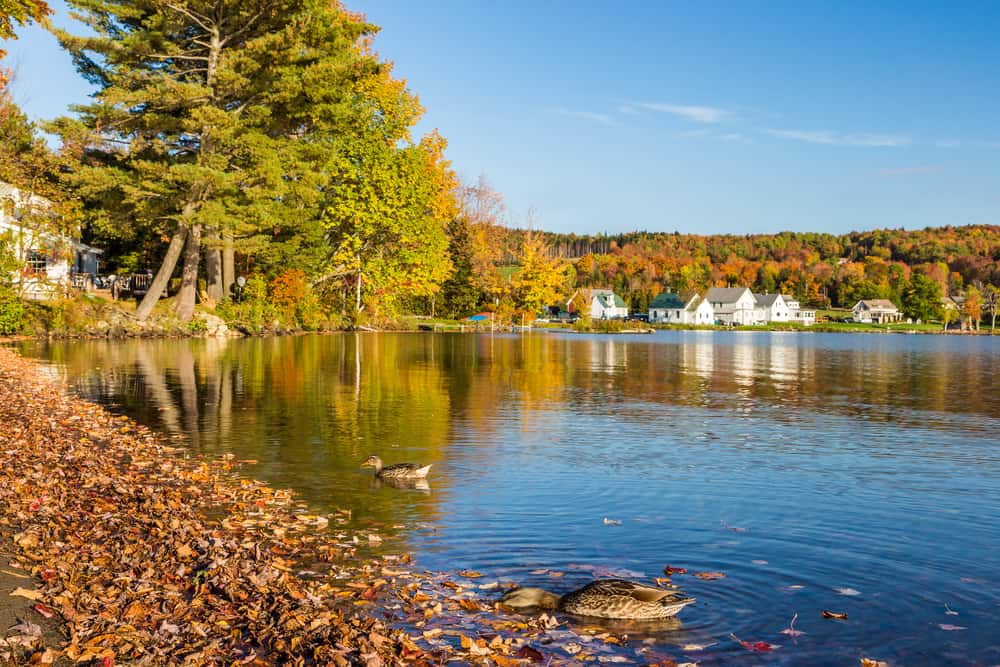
left=0, top=288, right=24, bottom=334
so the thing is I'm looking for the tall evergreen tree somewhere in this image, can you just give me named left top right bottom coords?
left=48, top=0, right=383, bottom=320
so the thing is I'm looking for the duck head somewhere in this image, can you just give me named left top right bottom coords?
left=360, top=455, right=382, bottom=471
left=500, top=587, right=561, bottom=610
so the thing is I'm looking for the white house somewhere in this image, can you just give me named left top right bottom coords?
left=705, top=287, right=758, bottom=325
left=570, top=288, right=629, bottom=320
left=852, top=299, right=902, bottom=324
left=0, top=182, right=102, bottom=299
left=753, top=293, right=791, bottom=323
left=649, top=292, right=714, bottom=324
left=782, top=295, right=816, bottom=326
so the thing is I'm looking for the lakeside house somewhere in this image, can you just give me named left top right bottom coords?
left=753, top=293, right=791, bottom=323
left=0, top=182, right=102, bottom=300
left=648, top=291, right=714, bottom=324
left=705, top=287, right=758, bottom=325
left=852, top=299, right=902, bottom=323
left=781, top=294, right=816, bottom=326
left=569, top=288, right=629, bottom=320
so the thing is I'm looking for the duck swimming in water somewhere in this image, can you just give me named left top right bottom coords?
left=361, top=455, right=432, bottom=479
left=501, top=579, right=694, bottom=620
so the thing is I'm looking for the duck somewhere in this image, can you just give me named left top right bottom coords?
left=361, top=455, right=432, bottom=479
left=500, top=579, right=694, bottom=621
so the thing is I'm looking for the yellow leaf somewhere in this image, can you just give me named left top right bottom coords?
left=10, top=587, right=43, bottom=601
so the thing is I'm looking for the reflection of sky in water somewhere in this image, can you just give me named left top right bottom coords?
left=16, top=331, right=1000, bottom=666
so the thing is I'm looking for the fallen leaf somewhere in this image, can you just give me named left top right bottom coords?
left=780, top=612, right=806, bottom=636
left=663, top=565, right=687, bottom=576
left=457, top=570, right=483, bottom=578
left=730, top=634, right=779, bottom=652
left=836, top=587, right=861, bottom=596
left=10, top=587, right=43, bottom=601
left=861, top=659, right=890, bottom=667
left=822, top=610, right=848, bottom=620
left=602, top=517, right=622, bottom=526
left=516, top=645, right=544, bottom=662
left=693, top=571, right=726, bottom=580
left=938, top=624, right=966, bottom=631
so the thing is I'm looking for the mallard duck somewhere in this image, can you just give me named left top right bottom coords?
left=361, top=455, right=432, bottom=479
left=500, top=579, right=694, bottom=620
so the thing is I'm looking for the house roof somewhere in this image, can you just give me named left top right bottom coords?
left=855, top=299, right=899, bottom=311
left=705, top=287, right=751, bottom=304
left=781, top=294, right=798, bottom=303
left=596, top=292, right=627, bottom=308
left=753, top=293, right=783, bottom=308
left=685, top=295, right=709, bottom=312
left=649, top=292, right=686, bottom=309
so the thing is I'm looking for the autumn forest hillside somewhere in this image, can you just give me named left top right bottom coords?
left=498, top=224, right=1000, bottom=314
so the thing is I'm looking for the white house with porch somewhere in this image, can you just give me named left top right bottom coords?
left=753, top=293, right=791, bottom=322
left=782, top=294, right=816, bottom=326
left=0, top=182, right=102, bottom=299
left=649, top=291, right=714, bottom=324
left=852, top=299, right=902, bottom=324
left=569, top=288, right=629, bottom=320
left=705, top=287, right=758, bottom=325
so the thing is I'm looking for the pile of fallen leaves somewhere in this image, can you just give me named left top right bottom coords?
left=0, top=348, right=434, bottom=665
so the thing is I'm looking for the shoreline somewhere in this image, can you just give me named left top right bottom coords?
left=0, top=346, right=427, bottom=664
left=0, top=347, right=659, bottom=665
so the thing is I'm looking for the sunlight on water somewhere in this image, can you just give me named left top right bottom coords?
left=17, top=331, right=1000, bottom=665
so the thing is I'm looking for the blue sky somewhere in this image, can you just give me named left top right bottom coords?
left=5, top=0, right=1000, bottom=235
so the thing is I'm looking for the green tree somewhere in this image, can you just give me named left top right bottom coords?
left=49, top=0, right=384, bottom=321
left=903, top=272, right=943, bottom=323
left=322, top=129, right=455, bottom=318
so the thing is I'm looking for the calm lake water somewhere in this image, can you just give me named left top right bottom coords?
left=16, top=331, right=1000, bottom=665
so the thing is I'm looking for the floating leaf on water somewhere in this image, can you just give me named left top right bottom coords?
left=822, top=610, right=848, bottom=619
left=938, top=624, right=966, bottom=631
left=679, top=642, right=716, bottom=651
left=861, top=659, right=891, bottom=667
left=663, top=565, right=688, bottom=576
left=730, top=633, right=779, bottom=652
left=693, top=571, right=726, bottom=580
left=721, top=520, right=749, bottom=533
left=752, top=559, right=768, bottom=565
left=516, top=645, right=545, bottom=662
left=944, top=603, right=959, bottom=616
left=780, top=612, right=806, bottom=636
left=457, top=570, right=483, bottom=578
left=602, top=517, right=622, bottom=526
left=836, top=587, right=862, bottom=596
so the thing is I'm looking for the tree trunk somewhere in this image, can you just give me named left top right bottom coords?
left=204, top=229, right=223, bottom=304
left=135, top=224, right=188, bottom=321
left=222, top=232, right=235, bottom=299
left=175, top=224, right=202, bottom=321
left=355, top=253, right=363, bottom=313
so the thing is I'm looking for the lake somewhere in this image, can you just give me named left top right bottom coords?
left=16, top=331, right=1000, bottom=665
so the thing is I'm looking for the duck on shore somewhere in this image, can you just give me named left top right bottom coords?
left=361, top=455, right=432, bottom=479
left=500, top=579, right=694, bottom=620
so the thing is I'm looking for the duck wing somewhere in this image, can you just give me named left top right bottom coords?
left=380, top=463, right=432, bottom=478
left=560, top=580, right=694, bottom=619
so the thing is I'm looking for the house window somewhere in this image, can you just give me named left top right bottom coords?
left=26, top=250, right=48, bottom=274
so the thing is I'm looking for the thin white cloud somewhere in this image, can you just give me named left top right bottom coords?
left=767, top=129, right=911, bottom=147
left=877, top=165, right=941, bottom=177
left=549, top=107, right=616, bottom=126
left=640, top=103, right=732, bottom=123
